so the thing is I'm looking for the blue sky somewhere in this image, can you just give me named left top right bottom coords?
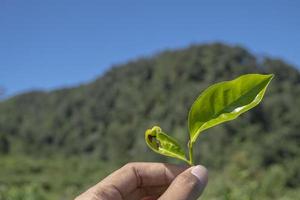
left=1, top=0, right=300, bottom=98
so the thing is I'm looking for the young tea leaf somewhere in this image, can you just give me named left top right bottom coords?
left=188, top=74, right=274, bottom=143
left=145, top=126, right=188, bottom=163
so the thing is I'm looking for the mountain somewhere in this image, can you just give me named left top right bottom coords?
left=0, top=43, right=300, bottom=199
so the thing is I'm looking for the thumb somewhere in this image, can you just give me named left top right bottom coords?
left=159, top=165, right=208, bottom=200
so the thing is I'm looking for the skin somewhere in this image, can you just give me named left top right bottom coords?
left=75, top=162, right=208, bottom=200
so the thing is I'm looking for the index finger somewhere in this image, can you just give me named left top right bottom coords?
left=91, top=162, right=187, bottom=198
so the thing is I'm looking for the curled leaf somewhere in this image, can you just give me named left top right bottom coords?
left=145, top=126, right=188, bottom=163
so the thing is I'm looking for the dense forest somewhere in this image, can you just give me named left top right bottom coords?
left=0, top=43, right=300, bottom=199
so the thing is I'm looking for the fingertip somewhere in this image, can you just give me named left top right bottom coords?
left=159, top=164, right=208, bottom=200
left=190, top=165, right=208, bottom=186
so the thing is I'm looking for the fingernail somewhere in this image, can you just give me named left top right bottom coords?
left=191, top=165, right=208, bottom=185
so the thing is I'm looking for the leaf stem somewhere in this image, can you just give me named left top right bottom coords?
left=188, top=140, right=194, bottom=166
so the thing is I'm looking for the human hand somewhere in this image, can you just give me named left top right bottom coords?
left=75, top=162, right=208, bottom=200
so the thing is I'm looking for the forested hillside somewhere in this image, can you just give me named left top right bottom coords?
left=0, top=43, right=300, bottom=199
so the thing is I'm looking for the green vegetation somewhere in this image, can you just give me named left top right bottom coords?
left=145, top=74, right=273, bottom=165
left=0, top=43, right=300, bottom=199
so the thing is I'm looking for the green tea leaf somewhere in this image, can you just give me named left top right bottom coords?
left=145, top=126, right=188, bottom=163
left=188, top=74, right=274, bottom=143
